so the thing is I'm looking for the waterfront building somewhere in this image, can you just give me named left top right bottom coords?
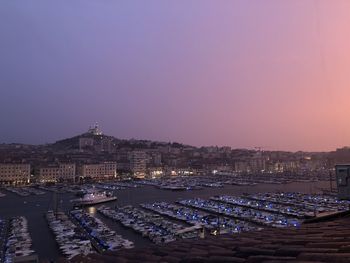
left=0, top=163, right=31, bottom=184
left=163, top=167, right=195, bottom=176
left=38, top=163, right=76, bottom=183
left=80, top=162, right=117, bottom=180
left=176, top=168, right=195, bottom=176
left=148, top=167, right=164, bottom=179
left=147, top=152, right=162, bottom=166
left=249, top=157, right=266, bottom=173
left=234, top=161, right=250, bottom=173
left=129, top=151, right=147, bottom=178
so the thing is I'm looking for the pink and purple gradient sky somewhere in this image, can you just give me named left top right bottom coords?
left=1, top=1, right=350, bottom=152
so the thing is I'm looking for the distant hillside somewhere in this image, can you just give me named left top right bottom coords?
left=51, top=132, right=187, bottom=151
left=52, top=133, right=113, bottom=150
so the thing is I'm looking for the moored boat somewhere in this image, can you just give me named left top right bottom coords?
left=71, top=191, right=117, bottom=206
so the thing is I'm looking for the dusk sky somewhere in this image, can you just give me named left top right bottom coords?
left=1, top=1, right=350, bottom=152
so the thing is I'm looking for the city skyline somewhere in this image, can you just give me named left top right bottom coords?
left=1, top=1, right=350, bottom=151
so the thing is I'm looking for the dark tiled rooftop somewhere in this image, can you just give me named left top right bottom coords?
left=69, top=215, right=350, bottom=263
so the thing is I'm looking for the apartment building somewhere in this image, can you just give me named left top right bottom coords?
left=38, top=163, right=76, bottom=183
left=80, top=162, right=117, bottom=180
left=129, top=151, right=147, bottom=178
left=0, top=163, right=31, bottom=184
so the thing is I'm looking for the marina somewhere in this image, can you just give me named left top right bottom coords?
left=4, top=187, right=46, bottom=197
left=214, top=171, right=332, bottom=185
left=0, top=219, right=7, bottom=263
left=98, top=205, right=198, bottom=244
left=2, top=3, right=349, bottom=262
left=46, top=210, right=94, bottom=259
left=105, top=182, right=140, bottom=189
left=137, top=176, right=232, bottom=191
left=141, top=202, right=256, bottom=234
left=70, top=210, right=134, bottom=252
left=3, top=217, right=35, bottom=263
left=38, top=185, right=78, bottom=194
left=0, top=180, right=339, bottom=261
left=179, top=198, right=300, bottom=227
left=211, top=195, right=313, bottom=219
left=245, top=192, right=350, bottom=213
left=136, top=172, right=332, bottom=191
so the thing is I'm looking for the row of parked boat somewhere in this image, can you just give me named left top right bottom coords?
left=98, top=205, right=198, bottom=244
left=39, top=185, right=77, bottom=194
left=3, top=217, right=35, bottom=263
left=179, top=198, right=300, bottom=228
left=4, top=187, right=45, bottom=197
left=211, top=195, right=312, bottom=219
left=137, top=177, right=226, bottom=191
left=0, top=219, right=7, bottom=263
left=141, top=202, right=257, bottom=234
left=107, top=182, right=140, bottom=188
left=94, top=184, right=126, bottom=191
left=246, top=192, right=350, bottom=213
left=78, top=182, right=141, bottom=192
left=70, top=210, right=134, bottom=251
left=135, top=173, right=330, bottom=190
left=46, top=210, right=94, bottom=259
left=135, top=179, right=192, bottom=190
left=213, top=171, right=332, bottom=184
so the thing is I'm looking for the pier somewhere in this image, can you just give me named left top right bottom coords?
left=178, top=199, right=300, bottom=228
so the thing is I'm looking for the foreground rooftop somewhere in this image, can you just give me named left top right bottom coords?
left=66, top=214, right=350, bottom=263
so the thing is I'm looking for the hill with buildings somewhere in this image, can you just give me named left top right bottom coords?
left=0, top=123, right=349, bottom=185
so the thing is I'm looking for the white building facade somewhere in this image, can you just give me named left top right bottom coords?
left=39, top=163, right=76, bottom=183
left=0, top=164, right=31, bottom=185
left=80, top=162, right=117, bottom=180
